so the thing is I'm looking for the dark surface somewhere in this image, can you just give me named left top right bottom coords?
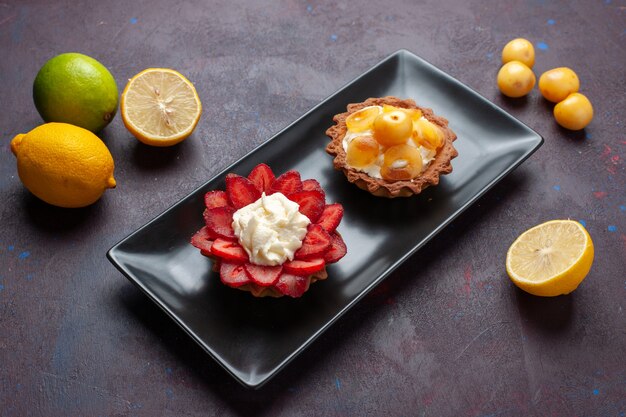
left=108, top=50, right=543, bottom=388
left=1, top=0, right=624, bottom=415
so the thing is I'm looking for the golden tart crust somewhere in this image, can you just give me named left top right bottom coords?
left=325, top=96, right=458, bottom=198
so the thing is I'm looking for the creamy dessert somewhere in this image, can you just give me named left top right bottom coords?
left=326, top=96, right=458, bottom=198
left=191, top=163, right=347, bottom=298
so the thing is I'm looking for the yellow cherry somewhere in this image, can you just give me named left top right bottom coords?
left=373, top=110, right=413, bottom=147
left=346, top=135, right=379, bottom=168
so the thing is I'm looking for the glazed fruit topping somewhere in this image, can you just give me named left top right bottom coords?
left=342, top=104, right=445, bottom=181
left=190, top=226, right=214, bottom=255
left=194, top=164, right=347, bottom=298
left=220, top=262, right=251, bottom=287
left=302, top=178, right=324, bottom=194
left=275, top=273, right=310, bottom=298
left=316, top=204, right=343, bottom=233
left=211, top=238, right=249, bottom=263
left=248, top=163, right=275, bottom=193
left=287, top=190, right=325, bottom=223
left=204, top=206, right=236, bottom=240
left=204, top=190, right=229, bottom=209
left=226, top=174, right=261, bottom=209
left=244, top=264, right=282, bottom=287
left=283, top=258, right=326, bottom=276
left=269, top=170, right=303, bottom=195
left=324, top=233, right=347, bottom=263
left=294, top=224, right=331, bottom=259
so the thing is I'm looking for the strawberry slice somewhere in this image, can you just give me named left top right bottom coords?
left=244, top=264, right=282, bottom=287
left=302, top=179, right=324, bottom=194
left=288, top=190, right=325, bottom=223
left=190, top=227, right=214, bottom=254
left=204, top=206, right=236, bottom=240
left=220, top=262, right=251, bottom=287
left=226, top=174, right=261, bottom=209
left=204, top=190, right=229, bottom=209
left=274, top=273, right=310, bottom=298
left=248, top=163, right=275, bottom=193
left=269, top=170, right=302, bottom=196
left=283, top=258, right=325, bottom=276
left=211, top=238, right=248, bottom=263
left=294, top=224, right=331, bottom=260
left=316, top=203, right=344, bottom=233
left=324, top=233, right=347, bottom=264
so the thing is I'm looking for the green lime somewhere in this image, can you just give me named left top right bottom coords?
left=33, top=53, right=118, bottom=132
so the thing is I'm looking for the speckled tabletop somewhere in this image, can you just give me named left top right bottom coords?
left=1, top=1, right=624, bottom=416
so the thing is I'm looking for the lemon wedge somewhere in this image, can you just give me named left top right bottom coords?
left=121, top=68, right=202, bottom=146
left=506, top=220, right=594, bottom=296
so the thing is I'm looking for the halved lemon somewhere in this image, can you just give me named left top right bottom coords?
left=506, top=220, right=594, bottom=296
left=121, top=68, right=202, bottom=147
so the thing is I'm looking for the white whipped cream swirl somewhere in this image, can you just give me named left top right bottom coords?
left=232, top=192, right=310, bottom=266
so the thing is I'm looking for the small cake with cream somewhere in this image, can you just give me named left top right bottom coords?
left=326, top=96, right=458, bottom=198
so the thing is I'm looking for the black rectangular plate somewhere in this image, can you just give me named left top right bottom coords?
left=107, top=50, right=543, bottom=388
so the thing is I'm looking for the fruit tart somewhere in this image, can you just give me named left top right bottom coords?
left=191, top=163, right=347, bottom=298
left=325, top=96, right=458, bottom=198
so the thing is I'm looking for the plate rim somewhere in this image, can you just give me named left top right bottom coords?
left=107, top=48, right=543, bottom=388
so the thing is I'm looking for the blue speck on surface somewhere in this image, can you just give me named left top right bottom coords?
left=306, top=5, right=312, bottom=12
left=330, top=34, right=338, bottom=41
left=26, top=274, right=33, bottom=281
left=578, top=220, right=587, bottom=227
left=593, top=388, right=599, bottom=395
left=486, top=52, right=494, bottom=59
left=585, top=132, right=592, bottom=139
left=608, top=225, right=617, bottom=232
left=165, top=387, right=174, bottom=398
left=547, top=19, right=555, bottom=25
left=129, top=17, right=138, bottom=24
left=18, top=251, right=30, bottom=260
left=619, top=205, right=626, bottom=212
left=8, top=245, right=14, bottom=251
left=537, top=42, right=549, bottom=50
left=0, top=284, right=4, bottom=291
left=165, top=367, right=172, bottom=375
left=335, top=377, right=341, bottom=390
left=553, top=185, right=561, bottom=191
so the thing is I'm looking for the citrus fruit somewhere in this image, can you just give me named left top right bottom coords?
left=10, top=123, right=116, bottom=208
left=497, top=61, right=536, bottom=98
left=121, top=68, right=202, bottom=147
left=553, top=92, right=593, bottom=130
left=506, top=220, right=594, bottom=297
left=33, top=53, right=119, bottom=132
left=502, top=38, right=535, bottom=68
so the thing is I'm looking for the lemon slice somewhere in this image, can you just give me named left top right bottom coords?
left=121, top=68, right=202, bottom=147
left=506, top=220, right=594, bottom=296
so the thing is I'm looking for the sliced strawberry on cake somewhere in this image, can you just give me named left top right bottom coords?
left=191, top=163, right=347, bottom=298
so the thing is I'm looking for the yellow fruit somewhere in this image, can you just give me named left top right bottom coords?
left=346, top=135, right=379, bottom=168
left=506, top=220, right=594, bottom=297
left=539, top=67, right=580, bottom=103
left=554, top=93, right=593, bottom=130
left=373, top=110, right=413, bottom=147
left=382, top=104, right=422, bottom=120
left=346, top=106, right=381, bottom=132
left=10, top=123, right=116, bottom=208
left=502, top=38, right=535, bottom=68
left=380, top=144, right=423, bottom=180
left=412, top=119, right=444, bottom=149
left=121, top=68, right=202, bottom=147
left=497, top=61, right=536, bottom=98
left=33, top=52, right=119, bottom=132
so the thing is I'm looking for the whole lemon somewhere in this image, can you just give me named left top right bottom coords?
left=10, top=123, right=116, bottom=208
left=33, top=53, right=118, bottom=132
